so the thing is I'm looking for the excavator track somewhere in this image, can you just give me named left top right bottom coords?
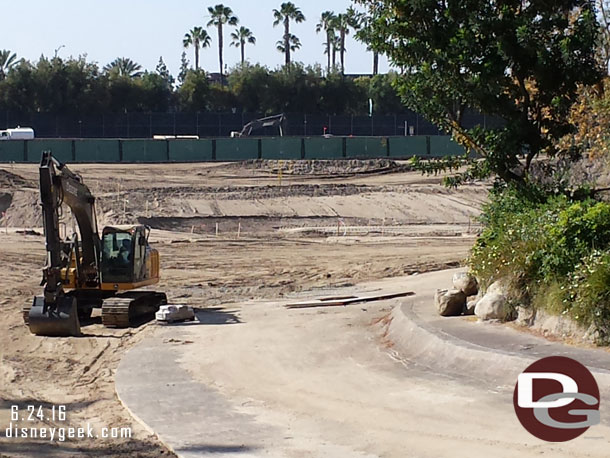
left=101, top=292, right=167, bottom=328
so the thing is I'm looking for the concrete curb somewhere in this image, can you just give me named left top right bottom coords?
left=387, top=301, right=610, bottom=390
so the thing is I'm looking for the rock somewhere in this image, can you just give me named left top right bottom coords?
left=452, top=272, right=478, bottom=296
left=435, top=288, right=467, bottom=317
left=516, top=306, right=535, bottom=326
left=474, top=292, right=507, bottom=320
left=464, top=296, right=479, bottom=316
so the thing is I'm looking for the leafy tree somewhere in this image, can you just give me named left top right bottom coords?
left=598, top=1, right=610, bottom=74
left=0, top=50, right=18, bottom=80
left=156, top=56, right=175, bottom=86
left=356, top=0, right=603, bottom=187
left=228, top=63, right=273, bottom=113
left=103, top=57, right=143, bottom=78
left=316, top=11, right=336, bottom=74
left=178, top=70, right=210, bottom=111
left=207, top=4, right=239, bottom=78
left=273, top=2, right=305, bottom=68
left=183, top=26, right=212, bottom=71
left=178, top=51, right=190, bottom=84
left=230, top=26, right=256, bottom=65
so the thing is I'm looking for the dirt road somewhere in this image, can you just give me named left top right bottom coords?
left=0, top=160, right=482, bottom=456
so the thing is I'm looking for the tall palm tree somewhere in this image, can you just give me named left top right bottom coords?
left=332, top=13, right=354, bottom=75
left=207, top=4, right=239, bottom=79
left=0, top=50, right=18, bottom=80
left=103, top=57, right=143, bottom=78
left=230, top=26, right=256, bottom=65
left=347, top=5, right=379, bottom=75
left=276, top=34, right=301, bottom=56
left=183, top=27, right=212, bottom=70
left=273, top=2, right=306, bottom=67
left=316, top=11, right=336, bottom=74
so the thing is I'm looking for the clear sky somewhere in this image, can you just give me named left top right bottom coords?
left=1, top=1, right=390, bottom=76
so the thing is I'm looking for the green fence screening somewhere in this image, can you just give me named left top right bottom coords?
left=169, top=139, right=213, bottom=162
left=388, top=136, right=428, bottom=158
left=303, top=137, right=343, bottom=159
left=121, top=140, right=168, bottom=162
left=75, top=139, right=120, bottom=162
left=27, top=140, right=73, bottom=163
left=0, top=141, right=26, bottom=162
left=429, top=136, right=465, bottom=157
left=0, top=136, right=464, bottom=163
left=215, top=138, right=259, bottom=161
left=346, top=137, right=389, bottom=158
left=261, top=137, right=302, bottom=160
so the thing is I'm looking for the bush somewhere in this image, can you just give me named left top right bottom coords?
left=469, top=186, right=610, bottom=342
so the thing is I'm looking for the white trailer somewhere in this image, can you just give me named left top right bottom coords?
left=0, top=127, right=35, bottom=140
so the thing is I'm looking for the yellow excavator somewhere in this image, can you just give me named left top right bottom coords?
left=25, top=151, right=167, bottom=336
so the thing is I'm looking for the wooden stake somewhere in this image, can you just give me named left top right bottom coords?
left=237, top=222, right=241, bottom=238
left=215, top=223, right=219, bottom=237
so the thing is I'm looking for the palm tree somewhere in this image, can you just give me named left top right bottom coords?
left=332, top=13, right=354, bottom=75
left=103, top=57, right=143, bottom=78
left=273, top=2, right=306, bottom=67
left=0, top=50, right=18, bottom=80
left=183, top=27, right=212, bottom=70
left=347, top=5, right=379, bottom=75
left=231, top=26, right=256, bottom=65
left=276, top=34, right=301, bottom=56
left=207, top=4, right=239, bottom=79
left=316, top=11, right=336, bottom=74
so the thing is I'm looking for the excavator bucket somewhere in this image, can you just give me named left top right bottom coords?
left=28, top=296, right=81, bottom=337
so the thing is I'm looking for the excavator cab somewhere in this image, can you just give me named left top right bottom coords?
left=100, top=225, right=155, bottom=284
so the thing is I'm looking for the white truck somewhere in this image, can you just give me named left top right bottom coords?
left=0, top=127, right=35, bottom=140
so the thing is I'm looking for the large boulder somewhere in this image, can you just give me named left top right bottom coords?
left=475, top=291, right=507, bottom=320
left=452, top=272, right=479, bottom=297
left=435, top=289, right=467, bottom=317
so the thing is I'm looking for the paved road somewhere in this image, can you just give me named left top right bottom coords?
left=116, top=270, right=610, bottom=457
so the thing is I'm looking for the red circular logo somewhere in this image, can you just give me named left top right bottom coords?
left=513, top=356, right=600, bottom=442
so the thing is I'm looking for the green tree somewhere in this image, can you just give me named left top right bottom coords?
left=103, top=57, right=143, bottom=78
left=183, top=26, right=212, bottom=71
left=356, top=0, right=603, bottom=187
left=0, top=50, right=18, bottom=80
left=316, top=11, right=336, bottom=74
left=230, top=26, right=256, bottom=65
left=273, top=2, right=306, bottom=68
left=156, top=56, right=175, bottom=86
left=207, top=4, right=239, bottom=79
left=178, top=70, right=210, bottom=111
left=178, top=51, right=190, bottom=84
left=228, top=63, right=273, bottom=112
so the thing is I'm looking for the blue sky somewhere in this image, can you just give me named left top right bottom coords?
left=1, top=1, right=390, bottom=76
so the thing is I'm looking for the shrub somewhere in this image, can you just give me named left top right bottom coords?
left=469, top=185, right=610, bottom=342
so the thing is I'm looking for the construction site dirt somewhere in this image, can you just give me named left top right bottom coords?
left=0, top=160, right=484, bottom=457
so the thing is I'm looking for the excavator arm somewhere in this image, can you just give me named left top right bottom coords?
left=29, top=151, right=101, bottom=336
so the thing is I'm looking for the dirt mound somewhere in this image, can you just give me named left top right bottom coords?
left=0, top=168, right=32, bottom=188
left=231, top=159, right=409, bottom=176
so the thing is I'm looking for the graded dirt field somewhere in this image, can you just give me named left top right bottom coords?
left=0, top=160, right=484, bottom=456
